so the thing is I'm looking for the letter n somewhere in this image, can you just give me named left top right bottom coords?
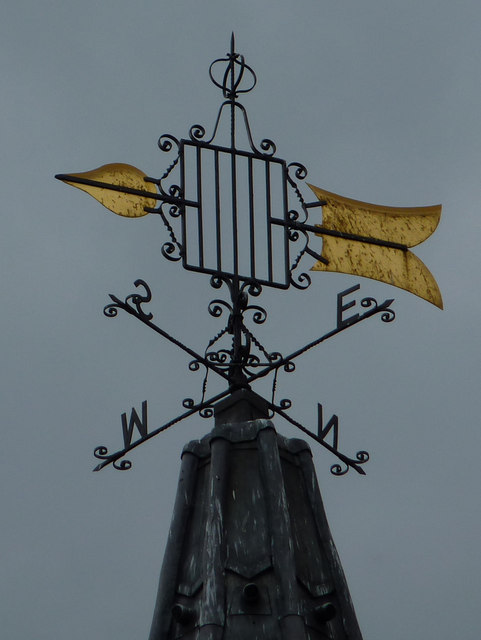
left=121, top=400, right=148, bottom=448
left=317, top=403, right=339, bottom=451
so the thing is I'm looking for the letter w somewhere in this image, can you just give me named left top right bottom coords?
left=121, top=401, right=148, bottom=448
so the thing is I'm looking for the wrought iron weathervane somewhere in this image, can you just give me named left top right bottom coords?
left=56, top=34, right=442, bottom=476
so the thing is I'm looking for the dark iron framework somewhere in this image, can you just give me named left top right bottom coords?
left=88, top=35, right=396, bottom=474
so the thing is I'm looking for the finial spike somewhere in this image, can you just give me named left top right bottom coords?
left=231, top=32, right=235, bottom=55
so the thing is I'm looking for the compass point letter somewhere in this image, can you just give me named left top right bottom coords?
left=337, top=284, right=361, bottom=329
left=121, top=401, right=148, bottom=448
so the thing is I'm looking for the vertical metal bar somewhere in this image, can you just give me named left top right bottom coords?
left=282, top=164, right=290, bottom=286
left=180, top=144, right=188, bottom=268
left=230, top=150, right=239, bottom=276
left=265, top=161, right=273, bottom=282
left=230, top=34, right=236, bottom=151
left=248, top=156, right=256, bottom=279
left=196, top=145, right=204, bottom=268
left=214, top=149, right=222, bottom=272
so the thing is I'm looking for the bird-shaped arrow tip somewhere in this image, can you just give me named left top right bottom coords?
left=55, top=163, right=157, bottom=218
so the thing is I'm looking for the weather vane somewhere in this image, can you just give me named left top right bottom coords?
left=56, top=34, right=442, bottom=475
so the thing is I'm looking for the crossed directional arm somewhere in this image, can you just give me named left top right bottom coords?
left=93, top=281, right=394, bottom=474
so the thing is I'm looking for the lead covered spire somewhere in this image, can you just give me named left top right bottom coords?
left=149, top=391, right=363, bottom=640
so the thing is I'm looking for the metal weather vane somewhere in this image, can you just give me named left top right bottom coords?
left=56, top=34, right=442, bottom=476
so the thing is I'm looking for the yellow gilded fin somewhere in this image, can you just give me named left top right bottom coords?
left=307, top=183, right=443, bottom=308
left=311, top=235, right=443, bottom=309
left=307, top=184, right=441, bottom=248
left=57, top=163, right=157, bottom=218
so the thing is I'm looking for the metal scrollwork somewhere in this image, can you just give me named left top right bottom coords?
left=125, top=280, right=153, bottom=318
left=210, top=274, right=225, bottom=290
left=269, top=398, right=292, bottom=413
left=245, top=304, right=267, bottom=325
left=182, top=398, right=213, bottom=418
left=268, top=351, right=283, bottom=364
left=285, top=161, right=314, bottom=289
left=94, top=446, right=133, bottom=471
left=290, top=271, right=312, bottom=290
left=330, top=462, right=349, bottom=477
left=330, top=450, right=370, bottom=477
left=208, top=299, right=232, bottom=318
left=259, top=138, right=277, bottom=156
left=158, top=134, right=180, bottom=153
left=94, top=445, right=109, bottom=460
left=156, top=202, right=183, bottom=261
left=124, top=280, right=152, bottom=319
left=241, top=280, right=262, bottom=298
left=288, top=229, right=299, bottom=242
left=288, top=206, right=308, bottom=226
left=287, top=161, right=308, bottom=182
left=189, top=124, right=206, bottom=141
left=189, top=360, right=202, bottom=372
left=245, top=354, right=260, bottom=367
left=361, top=296, right=396, bottom=322
left=113, top=458, right=132, bottom=471
left=380, top=308, right=396, bottom=323
left=103, top=304, right=119, bottom=318
left=167, top=184, right=181, bottom=199
left=360, top=296, right=377, bottom=310
left=356, top=450, right=370, bottom=464
left=104, top=279, right=153, bottom=321
left=161, top=241, right=182, bottom=262
left=206, top=350, right=231, bottom=365
left=167, top=204, right=181, bottom=218
left=287, top=201, right=311, bottom=286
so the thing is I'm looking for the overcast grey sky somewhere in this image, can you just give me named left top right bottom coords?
left=1, top=1, right=480, bottom=639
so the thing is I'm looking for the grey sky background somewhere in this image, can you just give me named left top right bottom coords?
left=1, top=1, right=480, bottom=638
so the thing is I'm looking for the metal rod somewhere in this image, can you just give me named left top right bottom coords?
left=55, top=174, right=198, bottom=208
left=231, top=149, right=239, bottom=276
left=109, top=294, right=230, bottom=383
left=180, top=144, right=188, bottom=266
left=214, top=149, right=222, bottom=271
left=230, top=33, right=236, bottom=149
left=94, top=387, right=233, bottom=471
left=272, top=218, right=408, bottom=252
left=265, top=162, right=273, bottom=281
left=246, top=297, right=395, bottom=385
left=196, top=146, right=204, bottom=267
left=266, top=400, right=366, bottom=475
left=281, top=166, right=290, bottom=284
left=248, top=156, right=256, bottom=278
